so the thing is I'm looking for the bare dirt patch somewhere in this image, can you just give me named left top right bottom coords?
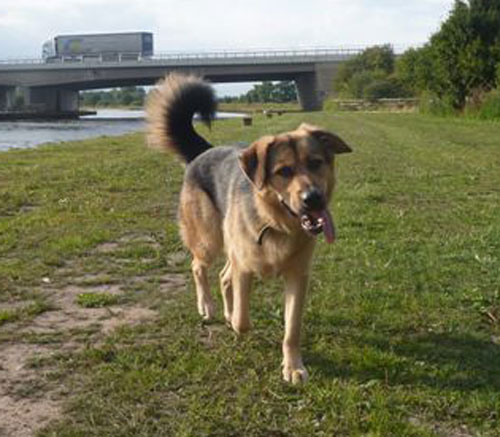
left=0, top=235, right=187, bottom=436
left=117, top=233, right=162, bottom=250
left=22, top=284, right=156, bottom=336
left=0, top=343, right=73, bottom=437
left=0, top=300, right=37, bottom=313
left=94, top=242, right=121, bottom=253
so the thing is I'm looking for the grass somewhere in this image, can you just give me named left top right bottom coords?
left=0, top=299, right=52, bottom=326
left=76, top=292, right=120, bottom=308
left=1, top=111, right=499, bottom=436
left=218, top=101, right=300, bottom=113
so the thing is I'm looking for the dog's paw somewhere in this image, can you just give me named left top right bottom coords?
left=223, top=310, right=232, bottom=325
left=231, top=319, right=251, bottom=335
left=198, top=299, right=216, bottom=320
left=282, top=365, right=309, bottom=385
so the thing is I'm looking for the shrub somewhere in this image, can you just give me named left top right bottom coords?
left=322, top=99, right=341, bottom=112
left=476, top=89, right=500, bottom=120
left=363, top=78, right=409, bottom=102
left=342, top=70, right=386, bottom=99
left=418, top=91, right=457, bottom=117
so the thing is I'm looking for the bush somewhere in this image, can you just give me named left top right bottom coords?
left=322, top=99, right=341, bottom=112
left=418, top=91, right=457, bottom=117
left=340, top=70, right=386, bottom=99
left=474, top=89, right=500, bottom=120
left=333, top=45, right=397, bottom=98
left=363, top=78, right=409, bottom=102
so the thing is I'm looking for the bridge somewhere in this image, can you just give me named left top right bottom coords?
left=0, top=48, right=361, bottom=116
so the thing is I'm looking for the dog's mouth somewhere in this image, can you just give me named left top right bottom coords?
left=300, top=209, right=336, bottom=243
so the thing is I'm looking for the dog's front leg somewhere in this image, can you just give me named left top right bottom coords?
left=231, top=264, right=253, bottom=334
left=219, top=260, right=233, bottom=324
left=282, top=270, right=309, bottom=384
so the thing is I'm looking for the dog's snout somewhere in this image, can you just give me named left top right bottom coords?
left=301, top=188, right=324, bottom=211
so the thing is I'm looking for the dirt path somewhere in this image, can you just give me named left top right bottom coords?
left=0, top=237, right=186, bottom=436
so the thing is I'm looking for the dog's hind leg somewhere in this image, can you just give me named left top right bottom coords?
left=219, top=260, right=233, bottom=324
left=192, top=258, right=215, bottom=320
left=179, top=183, right=223, bottom=320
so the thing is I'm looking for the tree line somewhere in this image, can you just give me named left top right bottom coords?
left=81, top=87, right=146, bottom=107
left=81, top=81, right=298, bottom=108
left=333, top=0, right=500, bottom=117
left=220, top=81, right=297, bottom=103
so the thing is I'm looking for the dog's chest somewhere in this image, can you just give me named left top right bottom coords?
left=231, top=229, right=314, bottom=276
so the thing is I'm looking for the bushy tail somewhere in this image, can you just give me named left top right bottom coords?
left=146, top=73, right=217, bottom=163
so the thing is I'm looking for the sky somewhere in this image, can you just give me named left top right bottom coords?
left=0, top=0, right=455, bottom=96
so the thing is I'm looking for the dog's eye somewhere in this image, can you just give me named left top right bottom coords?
left=276, top=166, right=295, bottom=178
left=307, top=159, right=323, bottom=171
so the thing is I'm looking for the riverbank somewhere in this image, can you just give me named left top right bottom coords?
left=218, top=101, right=300, bottom=113
left=1, top=112, right=500, bottom=436
left=0, top=109, right=246, bottom=151
left=0, top=110, right=97, bottom=121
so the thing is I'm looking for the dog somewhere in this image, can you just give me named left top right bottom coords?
left=146, top=74, right=351, bottom=384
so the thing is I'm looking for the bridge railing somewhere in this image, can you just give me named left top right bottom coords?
left=0, top=47, right=365, bottom=66
left=154, top=47, right=364, bottom=59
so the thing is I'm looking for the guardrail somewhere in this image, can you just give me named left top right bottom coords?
left=330, top=98, right=419, bottom=111
left=0, top=47, right=365, bottom=65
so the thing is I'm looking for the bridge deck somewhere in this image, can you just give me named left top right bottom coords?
left=0, top=47, right=366, bottom=113
left=0, top=47, right=362, bottom=69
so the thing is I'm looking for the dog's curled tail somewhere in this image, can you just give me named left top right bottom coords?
left=146, top=73, right=217, bottom=163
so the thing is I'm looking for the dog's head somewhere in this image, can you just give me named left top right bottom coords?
left=239, top=123, right=351, bottom=242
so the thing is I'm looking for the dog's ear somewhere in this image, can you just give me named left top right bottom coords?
left=299, top=123, right=352, bottom=155
left=239, top=135, right=275, bottom=190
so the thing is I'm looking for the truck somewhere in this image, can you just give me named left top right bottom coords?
left=42, top=32, right=154, bottom=62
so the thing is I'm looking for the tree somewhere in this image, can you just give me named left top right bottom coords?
left=270, top=81, right=297, bottom=102
left=396, top=0, right=500, bottom=109
left=358, top=44, right=395, bottom=75
left=80, top=87, right=146, bottom=107
left=395, top=46, right=434, bottom=94
left=333, top=45, right=401, bottom=98
left=241, top=81, right=297, bottom=103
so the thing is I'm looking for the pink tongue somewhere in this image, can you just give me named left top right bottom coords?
left=321, top=209, right=336, bottom=244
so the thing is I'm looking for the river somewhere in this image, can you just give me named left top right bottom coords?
left=0, top=109, right=245, bottom=152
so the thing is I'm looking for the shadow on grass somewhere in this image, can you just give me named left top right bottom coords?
left=308, top=331, right=500, bottom=392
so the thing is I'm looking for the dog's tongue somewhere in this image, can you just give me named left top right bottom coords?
left=320, top=209, right=336, bottom=244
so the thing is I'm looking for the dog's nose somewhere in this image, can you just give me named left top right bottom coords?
left=301, top=188, right=324, bottom=211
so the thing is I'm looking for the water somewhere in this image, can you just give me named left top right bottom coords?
left=0, top=109, right=245, bottom=151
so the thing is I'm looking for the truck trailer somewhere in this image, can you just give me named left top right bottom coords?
left=42, top=32, right=154, bottom=62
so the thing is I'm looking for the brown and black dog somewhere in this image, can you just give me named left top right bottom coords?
left=146, top=74, right=351, bottom=384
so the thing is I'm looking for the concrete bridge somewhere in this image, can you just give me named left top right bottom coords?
left=0, top=48, right=361, bottom=115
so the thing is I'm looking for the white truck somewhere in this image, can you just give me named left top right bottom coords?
left=42, top=32, right=154, bottom=62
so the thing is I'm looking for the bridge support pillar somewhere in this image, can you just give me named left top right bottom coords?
left=23, top=87, right=79, bottom=113
left=0, top=86, right=16, bottom=111
left=295, top=73, right=321, bottom=111
left=315, top=62, right=339, bottom=107
left=295, top=63, right=339, bottom=111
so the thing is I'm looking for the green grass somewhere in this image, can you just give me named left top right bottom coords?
left=0, top=299, right=52, bottom=326
left=218, top=101, right=300, bottom=113
left=76, top=292, right=120, bottom=308
left=1, top=112, right=499, bottom=436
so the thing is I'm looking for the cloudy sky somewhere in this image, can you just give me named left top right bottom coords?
left=0, top=0, right=454, bottom=95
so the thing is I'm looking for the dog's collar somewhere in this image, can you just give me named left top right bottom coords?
left=257, top=224, right=272, bottom=246
left=256, top=194, right=298, bottom=245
